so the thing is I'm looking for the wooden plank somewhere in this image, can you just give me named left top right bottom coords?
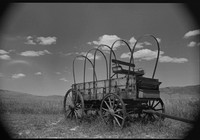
left=112, top=59, right=135, bottom=67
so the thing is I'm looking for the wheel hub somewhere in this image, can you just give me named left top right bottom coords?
left=109, top=108, right=115, bottom=115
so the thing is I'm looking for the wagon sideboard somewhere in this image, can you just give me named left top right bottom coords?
left=72, top=75, right=161, bottom=100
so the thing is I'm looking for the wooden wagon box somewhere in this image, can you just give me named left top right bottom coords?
left=138, top=89, right=160, bottom=98
left=72, top=75, right=137, bottom=100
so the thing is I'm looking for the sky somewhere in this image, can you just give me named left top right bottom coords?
left=0, top=3, right=199, bottom=96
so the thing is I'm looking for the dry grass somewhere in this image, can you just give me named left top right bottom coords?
left=0, top=90, right=199, bottom=138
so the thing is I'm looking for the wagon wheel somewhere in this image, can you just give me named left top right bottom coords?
left=63, top=89, right=85, bottom=122
left=100, top=93, right=126, bottom=128
left=142, top=98, right=165, bottom=122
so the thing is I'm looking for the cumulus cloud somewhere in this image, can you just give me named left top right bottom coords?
left=76, top=52, right=101, bottom=60
left=24, top=36, right=57, bottom=45
left=187, top=41, right=200, bottom=47
left=55, top=72, right=61, bottom=75
left=0, top=54, right=11, bottom=60
left=36, top=37, right=57, bottom=45
left=184, top=29, right=200, bottom=38
left=0, top=49, right=9, bottom=54
left=120, top=49, right=188, bottom=63
left=159, top=56, right=188, bottom=63
left=64, top=52, right=73, bottom=56
left=12, top=73, right=26, bottom=79
left=24, top=36, right=37, bottom=45
left=20, top=50, right=51, bottom=57
left=121, top=49, right=164, bottom=60
left=0, top=49, right=11, bottom=60
left=156, top=38, right=161, bottom=43
left=35, top=72, right=42, bottom=75
left=87, top=35, right=121, bottom=50
left=128, top=36, right=152, bottom=49
left=9, top=60, right=30, bottom=65
left=60, top=78, right=68, bottom=82
left=88, top=35, right=154, bottom=51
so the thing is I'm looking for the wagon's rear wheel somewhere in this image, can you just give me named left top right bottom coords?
left=63, top=89, right=84, bottom=122
left=142, top=98, right=165, bottom=122
left=100, top=93, right=126, bottom=128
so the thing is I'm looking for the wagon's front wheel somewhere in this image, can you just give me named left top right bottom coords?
left=100, top=93, right=126, bottom=128
left=63, top=89, right=84, bottom=122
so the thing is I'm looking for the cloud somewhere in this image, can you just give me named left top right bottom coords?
left=121, top=49, right=164, bottom=60
left=64, top=52, right=73, bottom=56
left=88, top=35, right=121, bottom=50
left=24, top=36, right=37, bottom=45
left=184, top=29, right=200, bottom=38
left=0, top=49, right=11, bottom=60
left=35, top=72, right=42, bottom=75
left=9, top=60, right=30, bottom=65
left=120, top=49, right=188, bottom=63
left=156, top=38, right=161, bottom=43
left=12, top=73, right=26, bottom=79
left=129, top=36, right=152, bottom=49
left=88, top=35, right=155, bottom=51
left=159, top=56, right=188, bottom=63
left=76, top=52, right=101, bottom=60
left=187, top=41, right=200, bottom=47
left=20, top=50, right=51, bottom=57
left=36, top=37, right=57, bottom=45
left=0, top=49, right=9, bottom=54
left=60, top=78, right=68, bottom=82
left=0, top=54, right=11, bottom=60
left=24, top=36, right=57, bottom=45
left=55, top=72, right=61, bottom=75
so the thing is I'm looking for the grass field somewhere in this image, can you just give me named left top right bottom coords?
left=0, top=86, right=199, bottom=138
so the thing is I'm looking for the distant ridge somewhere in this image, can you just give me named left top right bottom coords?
left=0, top=89, right=33, bottom=97
left=160, top=85, right=200, bottom=95
left=0, top=84, right=199, bottom=98
left=0, top=89, right=63, bottom=98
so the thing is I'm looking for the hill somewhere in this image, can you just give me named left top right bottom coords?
left=0, top=84, right=199, bottom=114
left=0, top=89, right=64, bottom=114
left=160, top=85, right=200, bottom=96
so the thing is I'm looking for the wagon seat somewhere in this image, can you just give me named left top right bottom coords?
left=112, top=59, right=144, bottom=76
left=112, top=59, right=161, bottom=91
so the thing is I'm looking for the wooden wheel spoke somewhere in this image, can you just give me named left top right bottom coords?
left=102, top=113, right=109, bottom=118
left=151, top=114, right=156, bottom=120
left=66, top=110, right=72, bottom=118
left=114, top=109, right=122, bottom=113
left=108, top=97, right=113, bottom=108
left=104, top=100, right=110, bottom=109
left=65, top=109, right=71, bottom=114
left=151, top=100, right=155, bottom=107
left=74, top=110, right=78, bottom=119
left=75, top=103, right=82, bottom=109
left=113, top=101, right=119, bottom=110
left=153, top=101, right=160, bottom=108
left=102, top=107, right=109, bottom=112
left=154, top=108, right=163, bottom=111
left=113, top=113, right=124, bottom=120
left=113, top=116, right=121, bottom=127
